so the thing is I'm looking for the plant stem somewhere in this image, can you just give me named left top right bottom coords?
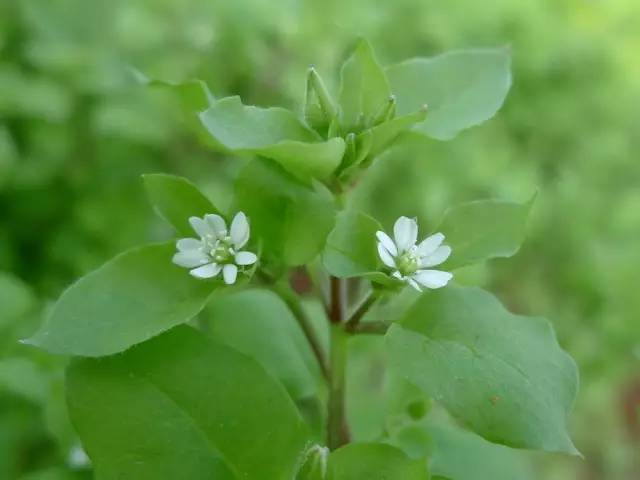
left=344, top=292, right=378, bottom=333
left=327, top=276, right=350, bottom=449
left=272, top=283, right=329, bottom=380
left=327, top=322, right=349, bottom=449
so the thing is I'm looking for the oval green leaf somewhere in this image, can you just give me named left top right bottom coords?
left=66, top=326, right=309, bottom=480
left=386, top=48, right=512, bottom=140
left=236, top=159, right=336, bottom=267
left=25, top=243, right=216, bottom=356
left=143, top=173, right=219, bottom=237
left=200, top=96, right=345, bottom=180
left=205, top=289, right=320, bottom=400
left=437, top=196, right=534, bottom=270
left=386, top=285, right=579, bottom=454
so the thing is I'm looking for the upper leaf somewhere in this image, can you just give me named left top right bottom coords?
left=322, top=210, right=399, bottom=287
left=327, top=443, right=428, bottom=480
left=339, top=39, right=392, bottom=132
left=386, top=48, right=512, bottom=140
left=386, top=285, right=579, bottom=454
left=143, top=173, right=219, bottom=237
left=200, top=96, right=345, bottom=180
left=146, top=78, right=215, bottom=113
left=67, top=326, right=309, bottom=480
left=235, top=158, right=336, bottom=267
left=437, top=196, right=534, bottom=270
left=25, top=243, right=216, bottom=356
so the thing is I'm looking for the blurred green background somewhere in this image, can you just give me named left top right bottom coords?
left=1, top=0, right=639, bottom=478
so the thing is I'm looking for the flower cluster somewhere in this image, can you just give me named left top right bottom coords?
left=172, top=211, right=257, bottom=284
left=376, top=216, right=453, bottom=291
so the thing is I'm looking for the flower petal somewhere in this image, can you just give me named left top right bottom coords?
left=376, top=231, right=398, bottom=256
left=377, top=242, right=396, bottom=268
left=230, top=212, right=250, bottom=249
left=172, top=250, right=210, bottom=268
left=412, top=270, right=453, bottom=289
left=205, top=214, right=227, bottom=238
left=417, top=232, right=444, bottom=257
left=392, top=270, right=404, bottom=280
left=421, top=245, right=452, bottom=268
left=235, top=251, right=257, bottom=266
left=189, top=216, right=213, bottom=238
left=189, top=263, right=222, bottom=279
left=223, top=264, right=238, bottom=284
left=176, top=238, right=202, bottom=252
left=393, top=216, right=418, bottom=252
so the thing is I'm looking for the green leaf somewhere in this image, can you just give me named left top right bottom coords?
left=437, top=196, right=534, bottom=270
left=339, top=39, right=392, bottom=132
left=146, top=78, right=214, bottom=113
left=25, top=243, right=216, bottom=356
left=386, top=285, right=579, bottom=454
left=143, top=173, right=219, bottom=237
left=327, top=443, right=428, bottom=480
left=200, top=96, right=345, bottom=180
left=427, top=421, right=533, bottom=480
left=236, top=159, right=336, bottom=266
left=205, top=289, right=320, bottom=400
left=386, top=48, right=512, bottom=140
left=363, top=109, right=427, bottom=159
left=66, top=326, right=309, bottom=480
left=322, top=210, right=399, bottom=287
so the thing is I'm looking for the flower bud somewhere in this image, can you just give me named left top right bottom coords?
left=296, top=444, right=329, bottom=480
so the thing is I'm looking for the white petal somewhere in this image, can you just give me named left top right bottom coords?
left=412, top=270, right=453, bottom=289
left=417, top=232, right=444, bottom=257
left=176, top=238, right=202, bottom=252
left=407, top=278, right=422, bottom=292
left=223, top=264, right=238, bottom=284
left=230, top=212, right=250, bottom=248
left=377, top=242, right=396, bottom=268
left=205, top=214, right=227, bottom=238
left=235, top=251, right=257, bottom=265
left=189, top=263, right=222, bottom=279
left=173, top=250, right=210, bottom=268
left=375, top=231, right=398, bottom=256
left=189, top=216, right=213, bottom=238
left=393, top=216, right=418, bottom=253
left=421, top=245, right=452, bottom=268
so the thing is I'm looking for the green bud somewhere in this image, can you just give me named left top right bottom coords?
left=296, top=444, right=329, bottom=480
left=371, top=94, right=397, bottom=126
left=305, top=67, right=337, bottom=128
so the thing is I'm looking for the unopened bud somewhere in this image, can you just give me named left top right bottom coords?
left=296, top=444, right=329, bottom=480
left=305, top=67, right=337, bottom=126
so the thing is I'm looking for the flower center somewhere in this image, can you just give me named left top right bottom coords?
left=204, top=234, right=235, bottom=264
left=396, top=249, right=420, bottom=276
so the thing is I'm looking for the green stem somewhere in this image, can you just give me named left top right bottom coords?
left=327, top=322, right=349, bottom=449
left=344, top=292, right=378, bottom=333
left=271, top=282, right=329, bottom=380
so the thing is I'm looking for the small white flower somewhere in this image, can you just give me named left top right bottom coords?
left=172, top=211, right=257, bottom=284
left=376, top=216, right=453, bottom=292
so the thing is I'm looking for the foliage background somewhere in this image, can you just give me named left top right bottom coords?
left=1, top=0, right=639, bottom=478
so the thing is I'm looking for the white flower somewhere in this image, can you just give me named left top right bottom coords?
left=376, top=216, right=453, bottom=292
left=172, top=211, right=257, bottom=284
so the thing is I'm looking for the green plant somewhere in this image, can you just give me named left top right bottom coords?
left=25, top=39, right=578, bottom=479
